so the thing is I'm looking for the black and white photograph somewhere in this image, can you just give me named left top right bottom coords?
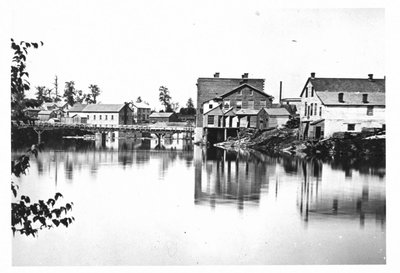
left=3, top=0, right=399, bottom=271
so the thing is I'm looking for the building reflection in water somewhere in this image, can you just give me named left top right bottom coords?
left=298, top=159, right=386, bottom=229
left=194, top=147, right=386, bottom=228
left=194, top=147, right=268, bottom=210
left=32, top=137, right=193, bottom=181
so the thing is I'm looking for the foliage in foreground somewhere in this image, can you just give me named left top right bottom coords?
left=11, top=146, right=75, bottom=237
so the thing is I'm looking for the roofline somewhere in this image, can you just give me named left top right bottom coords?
left=300, top=77, right=386, bottom=97
left=197, top=77, right=265, bottom=80
left=203, top=104, right=223, bottom=115
left=220, top=83, right=274, bottom=99
left=235, top=108, right=265, bottom=116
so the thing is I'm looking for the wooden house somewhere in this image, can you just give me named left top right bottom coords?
left=299, top=73, right=385, bottom=139
left=149, top=112, right=179, bottom=123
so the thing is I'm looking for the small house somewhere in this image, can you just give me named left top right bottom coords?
left=264, top=107, right=291, bottom=128
left=132, top=102, right=151, bottom=123
left=38, top=110, right=57, bottom=121
left=149, top=112, right=179, bottom=123
left=235, top=108, right=268, bottom=129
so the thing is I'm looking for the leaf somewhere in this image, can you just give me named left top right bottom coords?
left=54, top=192, right=63, bottom=200
left=47, top=198, right=55, bottom=207
left=60, top=219, right=68, bottom=227
left=66, top=203, right=72, bottom=211
left=25, top=196, right=30, bottom=203
left=32, top=43, right=38, bottom=48
left=12, top=187, right=17, bottom=198
left=33, top=215, right=40, bottom=223
left=52, top=219, right=60, bottom=227
left=39, top=217, right=46, bottom=226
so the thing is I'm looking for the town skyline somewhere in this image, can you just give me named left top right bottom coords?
left=9, top=2, right=384, bottom=110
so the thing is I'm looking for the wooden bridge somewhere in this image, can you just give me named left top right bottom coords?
left=13, top=121, right=195, bottom=143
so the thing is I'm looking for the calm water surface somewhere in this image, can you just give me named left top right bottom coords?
left=12, top=138, right=385, bottom=265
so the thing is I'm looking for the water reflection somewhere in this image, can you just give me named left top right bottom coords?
left=194, top=147, right=385, bottom=228
left=14, top=137, right=194, bottom=182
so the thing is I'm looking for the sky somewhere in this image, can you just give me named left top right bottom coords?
left=7, top=1, right=385, bottom=110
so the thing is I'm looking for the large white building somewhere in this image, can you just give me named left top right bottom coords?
left=67, top=104, right=134, bottom=125
left=299, top=73, right=385, bottom=139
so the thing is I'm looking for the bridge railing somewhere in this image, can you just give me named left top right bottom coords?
left=16, top=121, right=194, bottom=132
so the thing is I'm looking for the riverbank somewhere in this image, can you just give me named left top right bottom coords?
left=214, top=127, right=386, bottom=159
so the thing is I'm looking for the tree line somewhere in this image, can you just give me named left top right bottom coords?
left=158, top=86, right=195, bottom=115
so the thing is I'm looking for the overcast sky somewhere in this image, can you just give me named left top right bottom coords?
left=9, top=1, right=384, bottom=110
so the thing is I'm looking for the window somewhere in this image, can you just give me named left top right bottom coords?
left=305, top=87, right=308, bottom=98
left=367, top=106, right=373, bottom=116
left=105, top=115, right=108, bottom=120
left=99, top=115, right=102, bottom=120
left=224, top=100, right=230, bottom=109
left=87, top=115, right=89, bottom=119
left=311, top=87, right=314, bottom=97
left=260, top=100, right=267, bottom=107
left=307, top=106, right=310, bottom=118
left=338, top=93, right=344, bottom=102
left=304, top=102, right=307, bottom=116
left=319, top=107, right=322, bottom=116
left=347, top=124, right=355, bottom=131
left=111, top=115, right=114, bottom=120
left=248, top=100, right=254, bottom=109
left=314, top=103, right=317, bottom=115
left=238, top=90, right=242, bottom=95
left=94, top=115, right=96, bottom=120
left=250, top=90, right=253, bottom=96
left=209, top=104, right=213, bottom=109
left=236, top=100, right=242, bottom=109
left=310, top=103, right=313, bottom=115
left=207, top=115, right=214, bottom=125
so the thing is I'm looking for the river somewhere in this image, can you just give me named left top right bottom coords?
left=11, top=137, right=386, bottom=265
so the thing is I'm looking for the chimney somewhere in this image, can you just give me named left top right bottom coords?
left=368, top=74, right=373, bottom=81
left=310, top=72, right=316, bottom=79
left=279, top=81, right=283, bottom=104
left=242, top=73, right=249, bottom=79
left=362, top=94, right=368, bottom=103
left=214, top=72, right=220, bottom=78
left=338, top=92, right=344, bottom=103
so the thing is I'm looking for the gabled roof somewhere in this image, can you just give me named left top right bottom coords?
left=316, top=91, right=385, bottom=106
left=68, top=104, right=87, bottom=112
left=55, top=101, right=68, bottom=108
left=38, top=110, right=55, bottom=115
left=23, top=107, right=41, bottom=112
left=235, top=108, right=264, bottom=116
left=132, top=102, right=151, bottom=109
left=220, top=83, right=273, bottom=99
left=82, top=104, right=128, bottom=113
left=300, top=77, right=385, bottom=97
left=223, top=107, right=236, bottom=116
left=203, top=104, right=223, bottom=115
left=149, top=112, right=175, bottom=118
left=264, top=107, right=291, bottom=116
left=41, top=102, right=57, bottom=108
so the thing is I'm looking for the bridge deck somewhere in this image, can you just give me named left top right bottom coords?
left=13, top=122, right=194, bottom=134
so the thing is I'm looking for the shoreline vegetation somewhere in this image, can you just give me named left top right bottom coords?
left=212, top=127, right=386, bottom=161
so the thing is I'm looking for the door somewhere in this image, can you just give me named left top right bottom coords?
left=315, top=126, right=321, bottom=139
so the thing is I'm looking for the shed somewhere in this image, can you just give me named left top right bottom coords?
left=264, top=107, right=291, bottom=128
left=38, top=110, right=57, bottom=121
left=149, top=112, right=179, bottom=123
left=235, top=108, right=267, bottom=129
